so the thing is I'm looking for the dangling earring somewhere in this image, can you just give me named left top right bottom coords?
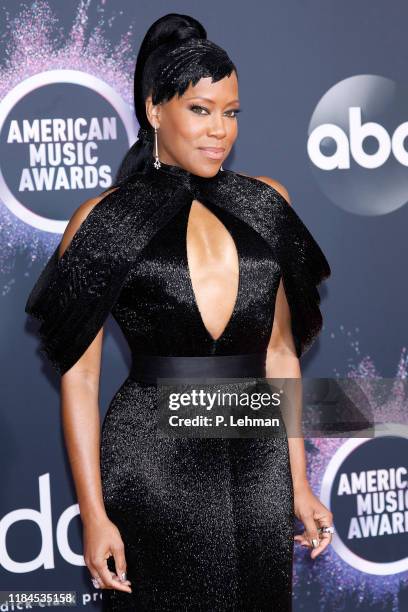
left=153, top=125, right=161, bottom=169
left=220, top=165, right=224, bottom=171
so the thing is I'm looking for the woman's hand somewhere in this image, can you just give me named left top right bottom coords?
left=83, top=515, right=132, bottom=592
left=293, top=481, right=334, bottom=559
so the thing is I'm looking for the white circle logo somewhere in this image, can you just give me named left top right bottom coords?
left=0, top=70, right=137, bottom=232
left=320, top=424, right=408, bottom=575
left=307, top=75, right=408, bottom=216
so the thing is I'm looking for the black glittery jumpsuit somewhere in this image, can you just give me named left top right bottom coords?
left=25, top=157, right=331, bottom=612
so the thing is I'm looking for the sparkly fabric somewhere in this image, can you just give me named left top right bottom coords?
left=24, top=157, right=331, bottom=611
left=24, top=158, right=330, bottom=373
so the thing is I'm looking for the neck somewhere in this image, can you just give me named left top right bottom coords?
left=145, top=156, right=224, bottom=190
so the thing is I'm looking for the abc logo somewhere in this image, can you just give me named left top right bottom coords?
left=308, top=107, right=408, bottom=170
left=307, top=75, right=408, bottom=216
left=0, top=474, right=84, bottom=573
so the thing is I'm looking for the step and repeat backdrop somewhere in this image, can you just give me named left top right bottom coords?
left=0, top=1, right=407, bottom=610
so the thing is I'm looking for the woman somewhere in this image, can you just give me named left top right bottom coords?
left=25, top=13, right=333, bottom=611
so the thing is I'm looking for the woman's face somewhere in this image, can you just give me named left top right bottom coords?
left=146, top=70, right=240, bottom=177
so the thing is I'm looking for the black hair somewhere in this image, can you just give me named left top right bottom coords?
left=108, top=13, right=237, bottom=188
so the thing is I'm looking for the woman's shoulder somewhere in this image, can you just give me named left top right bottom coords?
left=25, top=183, right=129, bottom=376
left=234, top=171, right=291, bottom=206
left=58, top=187, right=120, bottom=259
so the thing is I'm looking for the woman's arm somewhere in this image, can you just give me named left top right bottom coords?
left=58, top=192, right=132, bottom=592
left=256, top=175, right=333, bottom=559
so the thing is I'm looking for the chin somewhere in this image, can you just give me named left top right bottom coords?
left=192, top=150, right=224, bottom=174
left=195, top=160, right=223, bottom=177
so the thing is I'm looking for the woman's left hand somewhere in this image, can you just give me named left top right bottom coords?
left=293, top=482, right=334, bottom=559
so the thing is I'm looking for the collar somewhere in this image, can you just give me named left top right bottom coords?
left=145, top=156, right=226, bottom=193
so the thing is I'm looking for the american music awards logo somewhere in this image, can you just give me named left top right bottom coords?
left=307, top=74, right=408, bottom=216
left=320, top=424, right=408, bottom=575
left=0, top=70, right=137, bottom=232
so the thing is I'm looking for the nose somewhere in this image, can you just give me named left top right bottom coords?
left=208, top=112, right=228, bottom=139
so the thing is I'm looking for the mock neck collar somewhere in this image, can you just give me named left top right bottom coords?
left=145, top=156, right=225, bottom=191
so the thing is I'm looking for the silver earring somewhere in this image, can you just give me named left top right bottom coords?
left=220, top=165, right=224, bottom=171
left=153, top=125, right=161, bottom=169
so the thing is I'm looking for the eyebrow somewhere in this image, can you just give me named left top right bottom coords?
left=184, top=96, right=240, bottom=105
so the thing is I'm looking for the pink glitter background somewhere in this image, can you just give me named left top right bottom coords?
left=0, top=2, right=406, bottom=610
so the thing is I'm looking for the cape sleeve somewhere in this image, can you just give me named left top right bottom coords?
left=24, top=188, right=131, bottom=376
left=273, top=193, right=331, bottom=359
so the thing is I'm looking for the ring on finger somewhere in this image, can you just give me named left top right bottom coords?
left=318, top=525, right=335, bottom=534
left=91, top=577, right=101, bottom=589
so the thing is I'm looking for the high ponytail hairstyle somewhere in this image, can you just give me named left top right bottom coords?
left=109, top=13, right=237, bottom=188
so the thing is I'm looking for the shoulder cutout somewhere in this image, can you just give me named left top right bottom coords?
left=58, top=187, right=119, bottom=259
left=254, top=176, right=291, bottom=205
left=234, top=171, right=291, bottom=205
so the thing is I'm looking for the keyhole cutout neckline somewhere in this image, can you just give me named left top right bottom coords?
left=147, top=156, right=240, bottom=344
left=185, top=199, right=241, bottom=344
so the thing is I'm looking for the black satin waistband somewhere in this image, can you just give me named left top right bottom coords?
left=129, top=352, right=267, bottom=384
